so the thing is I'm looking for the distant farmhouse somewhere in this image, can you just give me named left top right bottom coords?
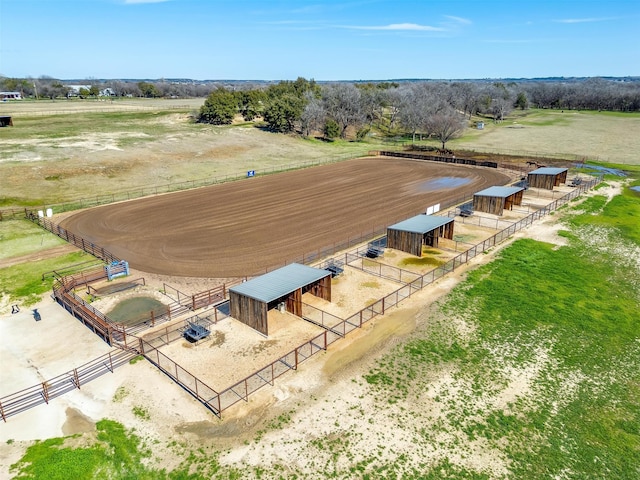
left=66, top=85, right=92, bottom=97
left=0, top=91, right=22, bottom=100
left=65, top=85, right=116, bottom=97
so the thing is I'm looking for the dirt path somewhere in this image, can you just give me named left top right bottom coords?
left=59, top=157, right=510, bottom=277
left=0, top=244, right=80, bottom=270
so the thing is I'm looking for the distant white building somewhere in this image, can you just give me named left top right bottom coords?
left=99, top=88, right=116, bottom=97
left=66, top=85, right=91, bottom=97
left=0, top=91, right=22, bottom=100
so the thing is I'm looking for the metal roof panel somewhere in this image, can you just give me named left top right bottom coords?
left=529, top=167, right=568, bottom=175
left=387, top=215, right=453, bottom=234
left=474, top=186, right=524, bottom=197
left=229, top=263, right=330, bottom=303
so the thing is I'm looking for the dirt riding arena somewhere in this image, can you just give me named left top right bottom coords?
left=59, top=157, right=511, bottom=278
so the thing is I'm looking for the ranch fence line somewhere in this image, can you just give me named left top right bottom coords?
left=51, top=267, right=228, bottom=344
left=0, top=103, right=195, bottom=117
left=374, top=150, right=500, bottom=168
left=28, top=214, right=122, bottom=265
left=0, top=349, right=136, bottom=422
left=0, top=153, right=358, bottom=221
left=376, top=141, right=600, bottom=164
left=0, top=173, right=600, bottom=421
left=0, top=147, right=582, bottom=221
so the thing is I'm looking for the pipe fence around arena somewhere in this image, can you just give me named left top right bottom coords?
left=0, top=154, right=359, bottom=221
left=0, top=149, right=602, bottom=222
left=0, top=172, right=601, bottom=420
left=132, top=171, right=601, bottom=417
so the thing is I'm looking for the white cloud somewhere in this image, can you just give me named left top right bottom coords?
left=553, top=16, right=618, bottom=24
left=443, top=15, right=472, bottom=25
left=345, top=23, right=445, bottom=31
left=123, top=0, right=170, bottom=4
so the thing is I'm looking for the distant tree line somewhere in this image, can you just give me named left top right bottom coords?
left=2, top=75, right=638, bottom=148
left=0, top=76, right=216, bottom=99
left=197, top=77, right=640, bottom=147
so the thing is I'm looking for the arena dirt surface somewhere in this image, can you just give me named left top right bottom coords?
left=59, top=156, right=510, bottom=277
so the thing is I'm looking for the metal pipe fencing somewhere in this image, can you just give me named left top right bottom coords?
left=0, top=349, right=136, bottom=422
left=0, top=171, right=601, bottom=421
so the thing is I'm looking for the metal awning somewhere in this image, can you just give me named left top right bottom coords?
left=229, top=263, right=330, bottom=303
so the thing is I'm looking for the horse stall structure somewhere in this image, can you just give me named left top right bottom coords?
left=473, top=186, right=525, bottom=216
left=527, top=167, right=568, bottom=190
left=387, top=215, right=455, bottom=257
left=229, top=263, right=332, bottom=336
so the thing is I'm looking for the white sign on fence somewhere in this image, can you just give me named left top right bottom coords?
left=46, top=208, right=53, bottom=217
left=433, top=203, right=441, bottom=213
left=426, top=206, right=434, bottom=215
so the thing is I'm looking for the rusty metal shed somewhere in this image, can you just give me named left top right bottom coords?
left=527, top=167, right=568, bottom=190
left=229, top=263, right=331, bottom=336
left=473, top=186, right=525, bottom=216
left=387, top=215, right=454, bottom=256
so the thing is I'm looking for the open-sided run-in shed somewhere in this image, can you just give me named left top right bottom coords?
left=473, top=186, right=525, bottom=216
left=527, top=167, right=568, bottom=190
left=387, top=215, right=454, bottom=256
left=229, top=263, right=332, bottom=336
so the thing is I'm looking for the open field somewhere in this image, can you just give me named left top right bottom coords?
left=449, top=109, right=640, bottom=165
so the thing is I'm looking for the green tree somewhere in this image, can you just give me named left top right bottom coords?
left=323, top=119, right=340, bottom=139
left=137, top=81, right=160, bottom=98
left=238, top=89, right=265, bottom=121
left=515, top=91, right=529, bottom=110
left=263, top=94, right=304, bottom=132
left=199, top=87, right=238, bottom=124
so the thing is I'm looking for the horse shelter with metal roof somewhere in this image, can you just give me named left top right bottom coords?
left=387, top=215, right=455, bottom=256
left=527, top=167, right=568, bottom=190
left=229, top=263, right=332, bottom=336
left=473, top=186, right=525, bottom=216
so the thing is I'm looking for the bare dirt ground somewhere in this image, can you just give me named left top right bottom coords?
left=58, top=157, right=510, bottom=277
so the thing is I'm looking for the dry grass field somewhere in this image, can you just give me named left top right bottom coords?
left=450, top=109, right=640, bottom=164
left=0, top=99, right=638, bottom=210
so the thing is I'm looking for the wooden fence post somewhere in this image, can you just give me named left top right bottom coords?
left=42, top=382, right=50, bottom=404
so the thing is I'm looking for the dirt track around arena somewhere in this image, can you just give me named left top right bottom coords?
left=59, top=157, right=511, bottom=277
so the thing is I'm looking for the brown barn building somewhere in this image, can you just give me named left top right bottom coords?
left=473, top=186, right=525, bottom=216
left=387, top=215, right=454, bottom=256
left=527, top=167, right=568, bottom=190
left=229, top=263, right=332, bottom=336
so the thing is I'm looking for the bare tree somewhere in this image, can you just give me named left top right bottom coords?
left=300, top=92, right=325, bottom=137
left=322, top=83, right=364, bottom=138
left=425, top=107, right=467, bottom=151
left=397, top=84, right=432, bottom=142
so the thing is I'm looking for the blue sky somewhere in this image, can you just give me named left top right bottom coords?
left=1, top=0, right=639, bottom=80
